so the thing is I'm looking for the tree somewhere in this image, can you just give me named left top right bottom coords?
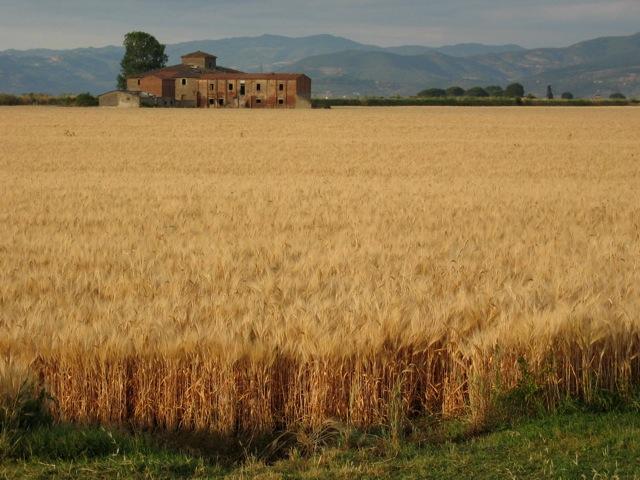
left=561, top=92, right=574, bottom=100
left=546, top=85, right=554, bottom=100
left=117, top=32, right=168, bottom=90
left=446, top=86, right=466, bottom=97
left=75, top=92, right=98, bottom=107
left=485, top=85, right=504, bottom=97
left=417, top=88, right=447, bottom=98
left=505, top=83, right=525, bottom=98
left=610, top=92, right=626, bottom=99
left=465, top=87, right=490, bottom=97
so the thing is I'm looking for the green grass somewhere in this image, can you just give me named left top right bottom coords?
left=2, top=412, right=640, bottom=479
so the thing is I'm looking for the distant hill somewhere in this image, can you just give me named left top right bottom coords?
left=472, top=32, right=640, bottom=97
left=0, top=46, right=121, bottom=94
left=165, top=34, right=379, bottom=71
left=435, top=43, right=526, bottom=57
left=0, top=32, right=638, bottom=98
left=0, top=34, right=526, bottom=95
left=287, top=50, right=507, bottom=97
left=286, top=32, right=640, bottom=97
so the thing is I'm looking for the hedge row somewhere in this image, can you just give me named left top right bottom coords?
left=0, top=93, right=98, bottom=107
left=311, top=97, right=638, bottom=108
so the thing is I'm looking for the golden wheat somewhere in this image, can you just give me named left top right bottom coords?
left=1, top=106, right=639, bottom=433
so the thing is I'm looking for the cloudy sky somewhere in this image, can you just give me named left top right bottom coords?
left=1, top=0, right=639, bottom=50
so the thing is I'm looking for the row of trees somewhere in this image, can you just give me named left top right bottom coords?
left=418, top=84, right=629, bottom=100
left=417, top=83, right=526, bottom=99
left=0, top=92, right=98, bottom=106
left=545, top=85, right=627, bottom=100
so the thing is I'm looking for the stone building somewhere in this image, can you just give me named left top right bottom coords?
left=102, top=51, right=312, bottom=109
left=98, top=90, right=160, bottom=108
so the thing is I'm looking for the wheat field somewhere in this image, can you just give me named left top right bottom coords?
left=1, top=106, right=639, bottom=434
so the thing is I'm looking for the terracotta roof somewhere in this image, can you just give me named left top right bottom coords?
left=199, top=72, right=309, bottom=80
left=127, top=64, right=243, bottom=79
left=98, top=90, right=154, bottom=97
left=128, top=65, right=307, bottom=81
left=181, top=51, right=217, bottom=58
left=98, top=90, right=141, bottom=96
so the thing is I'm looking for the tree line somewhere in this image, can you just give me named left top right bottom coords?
left=0, top=92, right=98, bottom=107
left=417, top=84, right=628, bottom=100
left=418, top=84, right=526, bottom=98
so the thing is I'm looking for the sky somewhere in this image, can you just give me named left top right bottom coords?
left=1, top=0, right=639, bottom=50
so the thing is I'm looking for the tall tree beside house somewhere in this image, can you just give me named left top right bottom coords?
left=117, top=32, right=168, bottom=90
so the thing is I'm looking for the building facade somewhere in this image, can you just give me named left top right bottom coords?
left=108, top=51, right=312, bottom=109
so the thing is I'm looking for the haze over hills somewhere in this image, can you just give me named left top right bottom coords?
left=0, top=32, right=638, bottom=97
left=288, top=50, right=506, bottom=97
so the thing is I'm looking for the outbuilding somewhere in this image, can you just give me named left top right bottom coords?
left=98, top=90, right=166, bottom=108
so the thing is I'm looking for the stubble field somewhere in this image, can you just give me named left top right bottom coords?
left=1, top=106, right=639, bottom=434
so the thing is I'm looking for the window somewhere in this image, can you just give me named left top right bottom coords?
left=218, top=98, right=224, bottom=106
left=228, top=83, right=233, bottom=91
left=256, top=99, right=262, bottom=104
left=209, top=99, right=215, bottom=105
left=279, top=83, right=284, bottom=91
left=210, top=84, right=215, bottom=91
left=278, top=99, right=284, bottom=105
left=181, top=79, right=187, bottom=86
left=240, top=84, right=246, bottom=96
left=256, top=83, right=261, bottom=92
left=137, top=79, right=141, bottom=86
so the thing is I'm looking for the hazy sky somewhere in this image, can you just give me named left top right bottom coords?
left=1, top=0, right=639, bottom=50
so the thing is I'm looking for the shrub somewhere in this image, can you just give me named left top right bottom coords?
left=465, top=87, right=490, bottom=98
left=417, top=88, right=447, bottom=98
left=610, top=92, right=626, bottom=100
left=446, top=86, right=466, bottom=97
left=75, top=92, right=99, bottom=107
left=561, top=92, right=574, bottom=100
left=505, top=83, right=525, bottom=98
left=0, top=92, right=98, bottom=107
left=0, top=358, right=52, bottom=432
left=1, top=357, right=52, bottom=459
left=485, top=85, right=505, bottom=97
left=0, top=94, right=23, bottom=106
left=493, top=357, right=545, bottom=423
left=48, top=95, right=75, bottom=106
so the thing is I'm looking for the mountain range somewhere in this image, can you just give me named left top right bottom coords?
left=0, top=33, right=638, bottom=98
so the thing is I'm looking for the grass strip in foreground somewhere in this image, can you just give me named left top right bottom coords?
left=2, top=412, right=640, bottom=479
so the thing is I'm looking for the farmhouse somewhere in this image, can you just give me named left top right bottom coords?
left=100, top=51, right=312, bottom=109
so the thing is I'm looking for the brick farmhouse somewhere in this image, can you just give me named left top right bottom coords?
left=99, top=51, right=312, bottom=109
